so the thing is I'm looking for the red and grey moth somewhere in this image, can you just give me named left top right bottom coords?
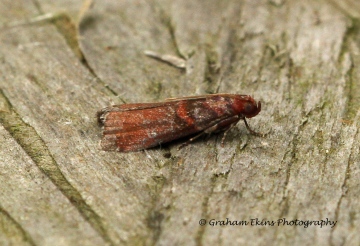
left=97, top=94, right=261, bottom=152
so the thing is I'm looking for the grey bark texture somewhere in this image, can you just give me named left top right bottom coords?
left=0, top=0, right=359, bottom=245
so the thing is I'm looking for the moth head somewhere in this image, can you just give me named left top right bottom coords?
left=243, top=100, right=261, bottom=118
left=233, top=95, right=261, bottom=118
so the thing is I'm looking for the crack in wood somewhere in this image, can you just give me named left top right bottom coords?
left=0, top=205, right=36, bottom=246
left=330, top=126, right=358, bottom=245
left=0, top=89, right=115, bottom=246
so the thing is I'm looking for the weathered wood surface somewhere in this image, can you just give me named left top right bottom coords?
left=0, top=0, right=359, bottom=245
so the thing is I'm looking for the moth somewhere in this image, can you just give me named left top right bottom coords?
left=97, top=94, right=261, bottom=152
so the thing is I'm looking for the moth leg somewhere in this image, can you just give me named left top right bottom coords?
left=178, top=126, right=215, bottom=150
left=220, top=123, right=237, bottom=147
left=178, top=133, right=203, bottom=149
left=242, top=117, right=264, bottom=137
left=220, top=116, right=265, bottom=146
left=178, top=116, right=240, bottom=150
